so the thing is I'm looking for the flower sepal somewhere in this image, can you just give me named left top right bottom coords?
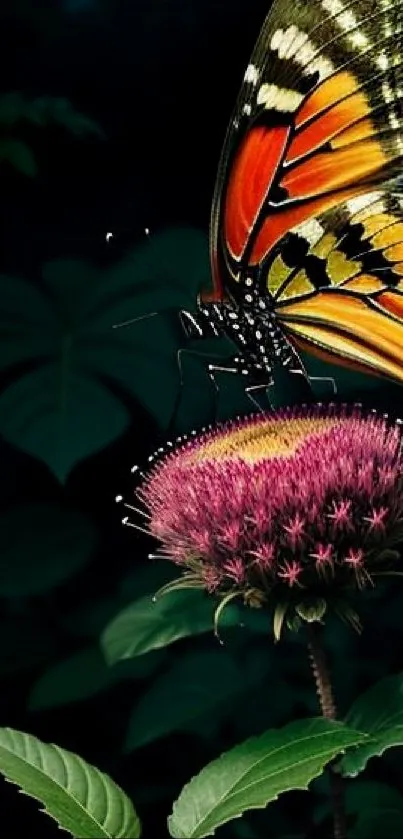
left=273, top=597, right=328, bottom=641
left=273, top=602, right=289, bottom=642
left=295, top=597, right=327, bottom=624
left=153, top=573, right=204, bottom=601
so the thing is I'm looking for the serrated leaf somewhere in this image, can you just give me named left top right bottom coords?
left=0, top=727, right=140, bottom=837
left=0, top=138, right=37, bottom=175
left=0, top=503, right=96, bottom=595
left=0, top=229, right=208, bottom=480
left=168, top=718, right=366, bottom=838
left=124, top=649, right=267, bottom=752
left=341, top=672, right=403, bottom=777
left=101, top=589, right=242, bottom=665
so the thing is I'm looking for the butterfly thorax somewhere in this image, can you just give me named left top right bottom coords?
left=180, top=287, right=298, bottom=382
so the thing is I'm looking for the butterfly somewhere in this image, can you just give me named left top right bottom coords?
left=179, top=0, right=403, bottom=407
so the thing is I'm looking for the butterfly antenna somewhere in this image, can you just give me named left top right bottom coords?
left=112, top=311, right=159, bottom=329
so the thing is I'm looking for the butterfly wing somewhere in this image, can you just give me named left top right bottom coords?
left=272, top=186, right=403, bottom=382
left=209, top=0, right=403, bottom=309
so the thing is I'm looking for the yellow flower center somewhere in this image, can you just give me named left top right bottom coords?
left=187, top=417, right=338, bottom=463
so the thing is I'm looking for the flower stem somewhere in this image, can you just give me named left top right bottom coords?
left=307, top=623, right=347, bottom=839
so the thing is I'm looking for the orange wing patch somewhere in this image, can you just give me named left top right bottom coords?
left=277, top=290, right=403, bottom=383
left=282, top=139, right=387, bottom=200
left=237, top=70, right=392, bottom=267
left=295, top=72, right=361, bottom=128
left=377, top=287, right=403, bottom=319
left=224, top=124, right=289, bottom=261
left=288, top=77, right=372, bottom=163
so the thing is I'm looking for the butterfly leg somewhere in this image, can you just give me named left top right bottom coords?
left=171, top=348, right=273, bottom=426
left=245, top=382, right=274, bottom=412
left=276, top=338, right=337, bottom=400
left=207, top=359, right=274, bottom=414
left=168, top=347, right=234, bottom=428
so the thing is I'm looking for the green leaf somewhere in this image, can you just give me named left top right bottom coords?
left=0, top=503, right=97, bottom=595
left=124, top=649, right=267, bottom=752
left=28, top=647, right=113, bottom=710
left=0, top=138, right=37, bottom=175
left=341, top=672, right=403, bottom=777
left=0, top=727, right=140, bottom=837
left=101, top=589, right=241, bottom=665
left=29, top=646, right=166, bottom=710
left=0, top=230, right=208, bottom=480
left=168, top=718, right=366, bottom=838
left=0, top=365, right=130, bottom=482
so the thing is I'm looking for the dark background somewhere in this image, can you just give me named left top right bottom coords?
left=0, top=1, right=402, bottom=837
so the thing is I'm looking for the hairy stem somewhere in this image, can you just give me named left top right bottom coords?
left=307, top=624, right=347, bottom=839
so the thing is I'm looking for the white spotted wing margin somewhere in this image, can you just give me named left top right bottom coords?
left=168, top=717, right=366, bottom=838
left=0, top=727, right=141, bottom=838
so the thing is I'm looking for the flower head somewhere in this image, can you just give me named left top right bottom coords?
left=127, top=405, right=403, bottom=637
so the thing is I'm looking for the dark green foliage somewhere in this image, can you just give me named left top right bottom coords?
left=1, top=4, right=403, bottom=834
left=0, top=230, right=208, bottom=479
left=0, top=504, right=97, bottom=595
left=0, top=222, right=402, bottom=839
left=0, top=93, right=103, bottom=176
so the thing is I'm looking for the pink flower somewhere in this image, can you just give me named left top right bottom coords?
left=125, top=405, right=403, bottom=635
left=310, top=543, right=334, bottom=577
left=278, top=559, right=303, bottom=587
left=282, top=513, right=306, bottom=550
left=223, top=557, right=246, bottom=584
left=328, top=499, right=352, bottom=531
left=250, top=542, right=276, bottom=570
left=344, top=548, right=365, bottom=568
left=364, top=506, right=388, bottom=533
